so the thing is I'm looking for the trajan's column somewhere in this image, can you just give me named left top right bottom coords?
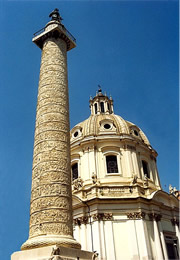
left=11, top=9, right=94, bottom=260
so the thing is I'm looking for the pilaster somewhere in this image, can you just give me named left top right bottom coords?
left=148, top=213, right=164, bottom=260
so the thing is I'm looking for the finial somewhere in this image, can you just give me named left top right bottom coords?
left=98, top=85, right=102, bottom=93
left=49, top=8, right=63, bottom=23
left=169, top=184, right=173, bottom=194
left=110, top=94, right=112, bottom=100
left=90, top=95, right=92, bottom=100
left=104, top=91, right=107, bottom=96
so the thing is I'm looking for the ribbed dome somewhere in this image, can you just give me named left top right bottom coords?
left=70, top=89, right=150, bottom=146
left=70, top=113, right=150, bottom=146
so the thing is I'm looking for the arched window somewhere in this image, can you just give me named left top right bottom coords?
left=106, top=155, right=118, bottom=173
left=72, top=163, right=78, bottom=180
left=94, top=103, right=97, bottom=114
left=100, top=102, right=105, bottom=113
left=142, top=160, right=150, bottom=178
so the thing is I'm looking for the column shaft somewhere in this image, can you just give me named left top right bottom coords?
left=30, top=37, right=72, bottom=237
left=21, top=35, right=80, bottom=250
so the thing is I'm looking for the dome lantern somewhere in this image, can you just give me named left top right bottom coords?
left=89, top=86, right=114, bottom=115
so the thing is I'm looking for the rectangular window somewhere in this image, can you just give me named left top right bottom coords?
left=106, top=155, right=118, bottom=173
left=72, top=163, right=78, bottom=180
left=100, top=102, right=105, bottom=113
left=142, top=160, right=150, bottom=178
left=94, top=103, right=97, bottom=114
left=165, top=235, right=179, bottom=260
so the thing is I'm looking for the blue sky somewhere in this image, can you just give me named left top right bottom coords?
left=0, top=1, right=178, bottom=259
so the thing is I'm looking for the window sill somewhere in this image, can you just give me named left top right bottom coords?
left=105, top=173, right=122, bottom=176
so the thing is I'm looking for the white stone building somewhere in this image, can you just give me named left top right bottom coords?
left=70, top=88, right=179, bottom=260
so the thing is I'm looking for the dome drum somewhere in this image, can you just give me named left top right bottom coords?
left=70, top=139, right=160, bottom=196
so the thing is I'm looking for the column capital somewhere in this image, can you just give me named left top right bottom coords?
left=92, top=213, right=113, bottom=221
left=74, top=216, right=89, bottom=226
left=33, top=11, right=76, bottom=51
left=127, top=211, right=146, bottom=219
left=148, top=213, right=162, bottom=222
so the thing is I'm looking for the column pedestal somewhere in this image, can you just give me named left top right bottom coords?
left=11, top=245, right=95, bottom=260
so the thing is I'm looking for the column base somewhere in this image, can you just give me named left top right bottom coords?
left=11, top=245, right=97, bottom=260
left=21, top=235, right=81, bottom=251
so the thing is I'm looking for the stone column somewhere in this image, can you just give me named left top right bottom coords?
left=21, top=15, right=80, bottom=251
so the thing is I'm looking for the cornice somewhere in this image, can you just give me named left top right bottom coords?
left=70, top=134, right=157, bottom=156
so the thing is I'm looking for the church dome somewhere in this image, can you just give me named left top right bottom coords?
left=71, top=114, right=150, bottom=146
left=70, top=88, right=150, bottom=147
left=70, top=88, right=160, bottom=198
left=70, top=89, right=178, bottom=260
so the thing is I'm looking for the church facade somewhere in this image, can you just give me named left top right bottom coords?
left=70, top=88, right=179, bottom=260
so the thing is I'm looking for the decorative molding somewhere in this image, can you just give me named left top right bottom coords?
left=73, top=218, right=81, bottom=226
left=92, top=251, right=99, bottom=260
left=139, top=187, right=145, bottom=195
left=143, top=175, right=149, bottom=188
left=80, top=216, right=89, bottom=225
left=92, top=172, right=98, bottom=184
left=104, top=213, right=113, bottom=220
left=99, top=187, right=126, bottom=197
left=148, top=213, right=162, bottom=222
left=72, top=177, right=83, bottom=191
left=150, top=155, right=156, bottom=162
left=73, top=216, right=88, bottom=226
left=131, top=173, right=138, bottom=185
left=126, top=212, right=146, bottom=219
left=83, top=145, right=95, bottom=152
left=92, top=213, right=113, bottom=221
left=51, top=246, right=61, bottom=256
left=127, top=145, right=136, bottom=151
left=92, top=213, right=104, bottom=221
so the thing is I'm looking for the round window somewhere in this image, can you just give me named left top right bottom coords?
left=104, top=123, right=111, bottom=129
left=134, top=130, right=139, bottom=136
left=74, top=131, right=79, bottom=137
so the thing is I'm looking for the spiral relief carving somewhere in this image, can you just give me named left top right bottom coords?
left=21, top=32, right=80, bottom=250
